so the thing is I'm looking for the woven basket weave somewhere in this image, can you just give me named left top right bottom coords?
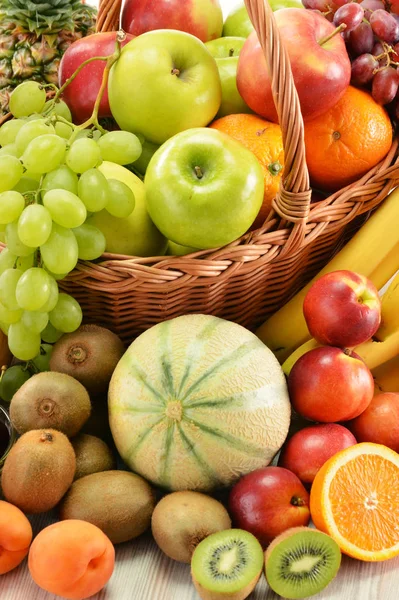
left=4, top=0, right=399, bottom=343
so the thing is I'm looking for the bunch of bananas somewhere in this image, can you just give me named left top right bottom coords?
left=257, top=186, right=399, bottom=394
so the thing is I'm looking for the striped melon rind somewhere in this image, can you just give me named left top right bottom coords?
left=109, top=314, right=291, bottom=491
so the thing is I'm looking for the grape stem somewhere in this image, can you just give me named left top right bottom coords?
left=68, top=31, right=126, bottom=143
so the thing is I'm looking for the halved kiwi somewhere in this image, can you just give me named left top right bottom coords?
left=191, top=529, right=264, bottom=600
left=265, top=526, right=341, bottom=599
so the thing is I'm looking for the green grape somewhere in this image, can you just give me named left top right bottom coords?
left=0, top=268, right=23, bottom=310
left=15, top=119, right=55, bottom=155
left=0, top=321, right=9, bottom=334
left=23, top=171, right=42, bottom=182
left=0, top=191, right=25, bottom=225
left=15, top=267, right=52, bottom=311
left=44, top=269, right=68, bottom=281
left=43, top=99, right=72, bottom=122
left=55, top=121, right=74, bottom=139
left=43, top=189, right=86, bottom=229
left=0, top=232, right=5, bottom=243
left=106, top=178, right=135, bottom=218
left=5, top=221, right=36, bottom=257
left=0, top=156, right=23, bottom=192
left=0, top=119, right=25, bottom=146
left=0, top=248, right=17, bottom=274
left=9, top=82, right=46, bottom=117
left=49, top=292, right=82, bottom=333
left=72, top=223, right=106, bottom=260
left=40, top=223, right=78, bottom=274
left=0, top=365, right=31, bottom=403
left=21, top=310, right=49, bottom=333
left=18, top=204, right=52, bottom=247
left=22, top=134, right=66, bottom=174
left=31, top=343, right=53, bottom=372
left=98, top=131, right=142, bottom=165
left=8, top=320, right=41, bottom=360
left=16, top=254, right=34, bottom=272
left=39, top=275, right=58, bottom=312
left=13, top=177, right=39, bottom=194
left=0, top=144, right=19, bottom=158
left=0, top=300, right=22, bottom=324
left=77, top=168, right=109, bottom=212
left=25, top=114, right=44, bottom=122
left=41, top=321, right=63, bottom=343
left=42, top=165, right=79, bottom=196
left=66, top=138, right=102, bottom=173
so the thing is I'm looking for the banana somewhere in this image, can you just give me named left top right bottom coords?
left=372, top=354, right=399, bottom=394
left=375, top=271, right=399, bottom=342
left=256, top=187, right=399, bottom=363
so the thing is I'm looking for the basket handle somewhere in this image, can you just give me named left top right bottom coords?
left=244, top=0, right=311, bottom=224
left=96, top=0, right=311, bottom=227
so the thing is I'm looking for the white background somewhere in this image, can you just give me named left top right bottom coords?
left=86, top=0, right=244, bottom=18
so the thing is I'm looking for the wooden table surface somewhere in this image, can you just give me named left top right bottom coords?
left=1, top=511, right=398, bottom=600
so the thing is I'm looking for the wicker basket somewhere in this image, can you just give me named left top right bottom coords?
left=4, top=0, right=399, bottom=343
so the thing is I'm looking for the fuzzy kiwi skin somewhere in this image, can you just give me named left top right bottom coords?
left=71, top=434, right=116, bottom=480
left=49, top=324, right=125, bottom=396
left=9, top=372, right=91, bottom=438
left=152, top=491, right=232, bottom=563
left=59, top=470, right=156, bottom=544
left=1, top=429, right=76, bottom=514
left=192, top=572, right=262, bottom=600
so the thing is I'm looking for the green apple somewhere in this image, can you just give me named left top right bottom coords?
left=108, top=30, right=222, bottom=145
left=205, top=36, right=251, bottom=118
left=167, top=241, right=199, bottom=256
left=88, top=161, right=168, bottom=257
left=222, top=1, right=304, bottom=38
left=144, top=128, right=264, bottom=249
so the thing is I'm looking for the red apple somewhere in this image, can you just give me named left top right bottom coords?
left=228, top=466, right=310, bottom=548
left=288, top=346, right=374, bottom=422
left=121, top=0, right=223, bottom=43
left=303, top=270, right=381, bottom=348
left=237, top=8, right=351, bottom=123
left=347, top=392, right=399, bottom=452
left=278, top=423, right=357, bottom=485
left=59, top=32, right=134, bottom=124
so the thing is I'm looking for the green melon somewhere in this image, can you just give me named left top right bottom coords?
left=108, top=314, right=291, bottom=492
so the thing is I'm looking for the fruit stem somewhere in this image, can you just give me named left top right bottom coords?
left=194, top=166, right=204, bottom=179
left=318, top=23, right=347, bottom=47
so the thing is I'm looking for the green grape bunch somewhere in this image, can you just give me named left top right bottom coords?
left=0, top=81, right=142, bottom=361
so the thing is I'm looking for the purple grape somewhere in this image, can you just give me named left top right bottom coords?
left=360, top=0, right=384, bottom=19
left=370, top=9, right=399, bottom=44
left=333, top=0, right=352, bottom=6
left=303, top=0, right=330, bottom=9
left=351, top=53, right=379, bottom=84
left=372, top=41, right=390, bottom=67
left=334, top=3, right=365, bottom=31
left=372, top=66, right=399, bottom=104
left=348, top=22, right=375, bottom=56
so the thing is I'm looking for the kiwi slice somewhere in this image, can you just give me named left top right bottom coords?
left=191, top=529, right=264, bottom=600
left=49, top=324, right=125, bottom=396
left=265, top=526, right=341, bottom=599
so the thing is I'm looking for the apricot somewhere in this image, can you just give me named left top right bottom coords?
left=28, top=519, right=115, bottom=599
left=0, top=500, right=32, bottom=575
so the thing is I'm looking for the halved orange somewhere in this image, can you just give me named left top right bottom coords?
left=310, top=442, right=399, bottom=562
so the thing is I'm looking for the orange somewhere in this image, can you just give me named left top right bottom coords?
left=304, top=86, right=393, bottom=192
left=209, top=113, right=284, bottom=228
left=310, top=442, right=399, bottom=562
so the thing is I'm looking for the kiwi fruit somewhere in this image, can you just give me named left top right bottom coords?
left=71, top=434, right=116, bottom=480
left=191, top=529, right=264, bottom=600
left=49, top=324, right=125, bottom=396
left=265, top=526, right=342, bottom=599
left=1, top=429, right=76, bottom=514
left=152, top=491, right=232, bottom=563
left=9, top=371, right=91, bottom=438
left=59, top=470, right=156, bottom=543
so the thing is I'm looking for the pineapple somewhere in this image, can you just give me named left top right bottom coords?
left=0, top=0, right=97, bottom=115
